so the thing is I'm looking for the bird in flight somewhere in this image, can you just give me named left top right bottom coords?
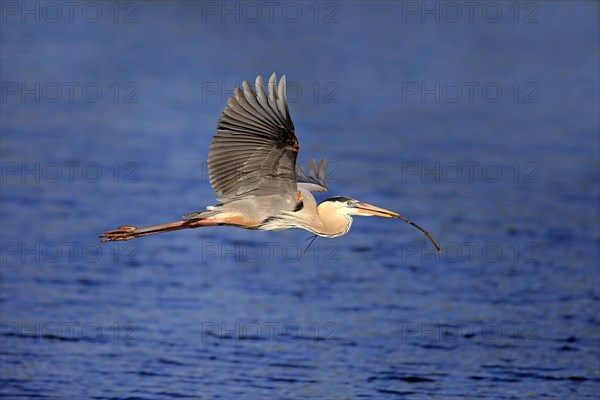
left=100, top=73, right=441, bottom=252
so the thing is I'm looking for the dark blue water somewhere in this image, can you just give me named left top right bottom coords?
left=1, top=1, right=599, bottom=398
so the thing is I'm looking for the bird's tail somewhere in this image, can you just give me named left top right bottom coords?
left=99, top=218, right=218, bottom=242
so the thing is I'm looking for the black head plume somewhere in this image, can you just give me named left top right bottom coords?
left=324, top=196, right=355, bottom=203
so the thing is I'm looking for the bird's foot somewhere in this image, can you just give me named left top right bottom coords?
left=99, top=225, right=137, bottom=242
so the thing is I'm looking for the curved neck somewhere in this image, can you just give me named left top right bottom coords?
left=262, top=193, right=354, bottom=238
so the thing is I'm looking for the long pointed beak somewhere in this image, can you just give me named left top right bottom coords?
left=354, top=201, right=442, bottom=253
left=354, top=202, right=400, bottom=218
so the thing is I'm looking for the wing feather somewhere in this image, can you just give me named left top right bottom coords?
left=208, top=73, right=299, bottom=202
left=255, top=76, right=281, bottom=124
left=296, top=159, right=328, bottom=192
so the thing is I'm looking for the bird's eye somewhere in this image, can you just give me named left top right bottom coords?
left=347, top=200, right=352, bottom=205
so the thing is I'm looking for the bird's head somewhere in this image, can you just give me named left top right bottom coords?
left=317, top=196, right=441, bottom=252
left=319, top=196, right=400, bottom=218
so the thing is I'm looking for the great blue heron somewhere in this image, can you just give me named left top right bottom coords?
left=100, top=73, right=441, bottom=252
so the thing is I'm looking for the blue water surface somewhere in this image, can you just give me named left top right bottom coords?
left=1, top=1, right=599, bottom=399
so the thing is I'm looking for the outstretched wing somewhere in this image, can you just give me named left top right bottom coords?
left=208, top=73, right=299, bottom=202
left=296, top=159, right=328, bottom=192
